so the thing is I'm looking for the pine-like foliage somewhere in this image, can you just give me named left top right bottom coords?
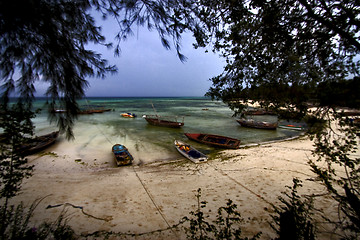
left=0, top=0, right=192, bottom=139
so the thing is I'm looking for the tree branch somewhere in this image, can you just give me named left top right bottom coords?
left=298, top=0, right=360, bottom=51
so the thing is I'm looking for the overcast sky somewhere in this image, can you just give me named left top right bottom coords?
left=35, top=14, right=225, bottom=97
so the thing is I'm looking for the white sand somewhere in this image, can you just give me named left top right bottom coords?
left=11, top=126, right=353, bottom=239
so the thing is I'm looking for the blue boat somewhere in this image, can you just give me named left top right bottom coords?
left=112, top=144, right=133, bottom=166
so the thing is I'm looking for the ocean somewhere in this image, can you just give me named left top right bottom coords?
left=29, top=97, right=301, bottom=164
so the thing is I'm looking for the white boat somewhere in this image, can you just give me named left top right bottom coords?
left=278, top=124, right=304, bottom=131
left=174, top=140, right=208, bottom=163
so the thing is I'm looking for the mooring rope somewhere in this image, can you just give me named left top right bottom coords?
left=94, top=123, right=114, bottom=145
left=87, top=110, right=178, bottom=237
left=207, top=162, right=272, bottom=205
left=131, top=165, right=178, bottom=238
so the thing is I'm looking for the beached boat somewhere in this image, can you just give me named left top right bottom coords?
left=121, top=113, right=137, bottom=118
left=143, top=115, right=184, bottom=128
left=184, top=133, right=241, bottom=149
left=278, top=124, right=304, bottom=131
left=112, top=144, right=133, bottom=166
left=174, top=140, right=208, bottom=163
left=19, top=131, right=59, bottom=155
left=236, top=118, right=278, bottom=130
left=242, top=109, right=276, bottom=116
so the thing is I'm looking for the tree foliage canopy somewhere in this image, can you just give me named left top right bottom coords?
left=190, top=0, right=360, bottom=114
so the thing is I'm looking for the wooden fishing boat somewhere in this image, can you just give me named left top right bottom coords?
left=121, top=112, right=137, bottom=118
left=79, top=103, right=112, bottom=114
left=143, top=115, right=184, bottom=128
left=143, top=103, right=184, bottom=128
left=78, top=108, right=111, bottom=114
left=236, top=118, right=277, bottom=130
left=184, top=133, right=241, bottom=149
left=174, top=140, right=208, bottom=163
left=112, top=144, right=133, bottom=166
left=51, top=108, right=111, bottom=114
left=242, top=109, right=276, bottom=116
left=278, top=124, right=304, bottom=131
left=19, top=131, right=59, bottom=155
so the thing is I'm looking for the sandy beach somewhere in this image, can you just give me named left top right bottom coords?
left=11, top=122, right=352, bottom=239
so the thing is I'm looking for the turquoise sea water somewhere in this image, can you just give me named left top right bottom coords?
left=30, top=97, right=301, bottom=161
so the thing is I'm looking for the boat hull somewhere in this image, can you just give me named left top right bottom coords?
left=184, top=133, right=241, bottom=149
left=19, top=131, right=59, bottom=156
left=237, top=119, right=277, bottom=130
left=174, top=140, right=208, bottom=163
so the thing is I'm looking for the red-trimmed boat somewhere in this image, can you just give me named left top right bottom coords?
left=184, top=133, right=241, bottom=149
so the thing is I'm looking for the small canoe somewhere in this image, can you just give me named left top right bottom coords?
left=184, top=133, right=241, bottom=149
left=143, top=115, right=184, bottom=128
left=121, top=113, right=137, bottom=118
left=174, top=140, right=208, bottom=163
left=278, top=124, right=304, bottom=131
left=236, top=118, right=277, bottom=130
left=112, top=144, right=133, bottom=166
left=19, top=131, right=59, bottom=155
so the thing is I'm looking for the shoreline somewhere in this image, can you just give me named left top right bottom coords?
left=11, top=133, right=347, bottom=239
left=238, top=132, right=305, bottom=148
